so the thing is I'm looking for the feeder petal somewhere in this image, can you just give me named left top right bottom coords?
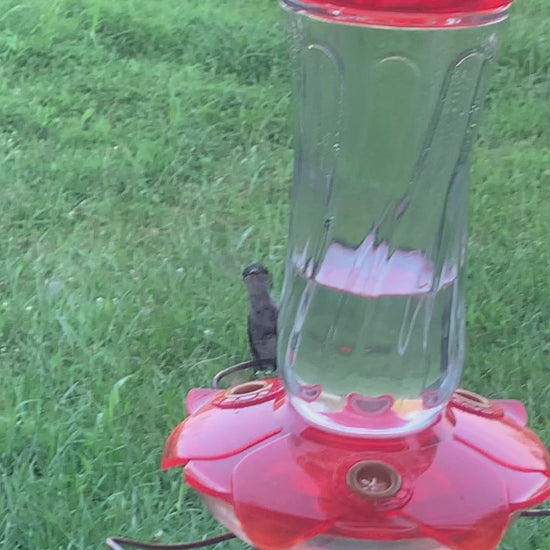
left=232, top=434, right=335, bottom=549
left=451, top=406, right=550, bottom=474
left=161, top=419, right=190, bottom=469
left=401, top=440, right=509, bottom=550
left=503, top=469, right=550, bottom=512
left=184, top=455, right=243, bottom=499
left=162, top=379, right=286, bottom=464
left=493, top=399, right=528, bottom=426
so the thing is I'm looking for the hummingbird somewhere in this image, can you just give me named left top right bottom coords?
left=242, top=263, right=278, bottom=371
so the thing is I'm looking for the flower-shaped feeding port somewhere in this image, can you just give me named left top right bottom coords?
left=162, top=381, right=550, bottom=550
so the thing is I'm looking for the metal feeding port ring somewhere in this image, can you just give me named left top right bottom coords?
left=347, top=461, right=402, bottom=500
left=451, top=388, right=504, bottom=419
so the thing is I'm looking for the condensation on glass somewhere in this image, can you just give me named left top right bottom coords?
left=278, top=2, right=508, bottom=437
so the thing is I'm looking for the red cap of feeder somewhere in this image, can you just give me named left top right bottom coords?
left=284, top=0, right=515, bottom=26
left=292, top=0, right=512, bottom=8
left=162, top=380, right=550, bottom=550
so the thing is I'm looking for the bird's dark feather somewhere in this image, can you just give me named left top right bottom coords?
left=247, top=321, right=260, bottom=361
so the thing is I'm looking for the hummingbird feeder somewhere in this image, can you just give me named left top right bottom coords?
left=161, top=1, right=550, bottom=549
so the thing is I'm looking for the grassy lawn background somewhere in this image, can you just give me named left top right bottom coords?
left=0, top=0, right=549, bottom=548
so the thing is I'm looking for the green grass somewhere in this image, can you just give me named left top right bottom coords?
left=0, top=0, right=549, bottom=549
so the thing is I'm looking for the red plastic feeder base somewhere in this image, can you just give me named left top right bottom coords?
left=162, top=379, right=550, bottom=550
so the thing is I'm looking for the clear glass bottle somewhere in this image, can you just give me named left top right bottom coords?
left=278, top=0, right=511, bottom=437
